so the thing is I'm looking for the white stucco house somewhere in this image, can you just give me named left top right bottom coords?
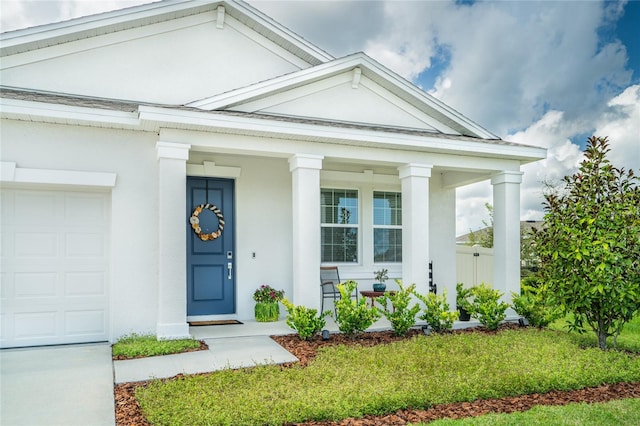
left=0, top=0, right=546, bottom=348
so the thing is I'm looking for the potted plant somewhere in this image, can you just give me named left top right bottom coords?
left=253, top=285, right=285, bottom=322
left=373, top=268, right=389, bottom=292
left=456, top=282, right=472, bottom=321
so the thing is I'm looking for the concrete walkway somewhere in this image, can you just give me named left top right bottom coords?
left=0, top=343, right=115, bottom=426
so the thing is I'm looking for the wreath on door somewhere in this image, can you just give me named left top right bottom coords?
left=190, top=204, right=225, bottom=241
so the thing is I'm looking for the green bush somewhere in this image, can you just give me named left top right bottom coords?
left=456, top=282, right=473, bottom=311
left=511, top=282, right=562, bottom=328
left=281, top=298, right=330, bottom=341
left=376, top=280, right=420, bottom=336
left=414, top=289, right=459, bottom=333
left=468, top=283, right=509, bottom=330
left=335, top=280, right=381, bottom=336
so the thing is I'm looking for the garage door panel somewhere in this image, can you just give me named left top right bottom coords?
left=14, top=272, right=57, bottom=298
left=1, top=188, right=109, bottom=348
left=15, top=232, right=58, bottom=257
left=14, top=192, right=60, bottom=224
left=64, top=272, right=106, bottom=297
left=65, top=310, right=106, bottom=335
left=65, top=233, right=106, bottom=257
left=14, top=311, right=58, bottom=339
left=64, top=193, right=108, bottom=223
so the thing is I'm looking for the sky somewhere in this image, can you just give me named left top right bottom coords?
left=1, top=0, right=639, bottom=235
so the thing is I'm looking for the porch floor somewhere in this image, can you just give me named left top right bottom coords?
left=189, top=317, right=484, bottom=340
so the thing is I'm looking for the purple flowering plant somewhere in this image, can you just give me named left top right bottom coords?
left=253, top=284, right=285, bottom=303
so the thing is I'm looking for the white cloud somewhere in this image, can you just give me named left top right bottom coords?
left=1, top=0, right=149, bottom=32
left=594, top=84, right=640, bottom=172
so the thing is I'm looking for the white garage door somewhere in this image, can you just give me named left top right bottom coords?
left=1, top=188, right=109, bottom=348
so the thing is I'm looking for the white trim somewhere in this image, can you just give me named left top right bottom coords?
left=156, top=141, right=191, bottom=160
left=139, top=106, right=547, bottom=162
left=288, top=154, right=323, bottom=171
left=398, top=163, right=433, bottom=180
left=321, top=169, right=398, bottom=185
left=0, top=98, right=140, bottom=128
left=0, top=161, right=116, bottom=187
left=186, top=161, right=241, bottom=178
left=491, top=170, right=524, bottom=185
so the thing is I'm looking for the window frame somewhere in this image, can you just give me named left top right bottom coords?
left=320, top=187, right=360, bottom=264
left=372, top=190, right=403, bottom=263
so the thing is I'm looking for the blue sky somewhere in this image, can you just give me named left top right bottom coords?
left=2, top=0, right=638, bottom=234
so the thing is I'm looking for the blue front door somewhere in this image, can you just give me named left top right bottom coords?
left=187, top=177, right=235, bottom=316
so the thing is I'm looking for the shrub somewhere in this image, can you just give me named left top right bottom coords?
left=376, top=280, right=420, bottom=336
left=414, top=289, right=459, bottom=333
left=456, top=282, right=473, bottom=311
left=511, top=281, right=562, bottom=328
left=281, top=298, right=330, bottom=341
left=335, top=280, right=381, bottom=336
left=534, top=136, right=640, bottom=349
left=468, top=283, right=509, bottom=330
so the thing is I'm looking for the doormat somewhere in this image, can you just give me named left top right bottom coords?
left=188, top=320, right=243, bottom=326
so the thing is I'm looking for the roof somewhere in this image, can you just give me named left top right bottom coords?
left=456, top=220, right=544, bottom=242
left=0, top=0, right=333, bottom=64
left=188, top=52, right=499, bottom=139
left=0, top=86, right=546, bottom=163
left=0, top=0, right=547, bottom=165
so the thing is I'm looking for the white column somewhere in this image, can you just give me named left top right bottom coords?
left=156, top=141, right=191, bottom=339
left=429, top=176, right=457, bottom=310
left=491, top=171, right=523, bottom=303
left=289, top=154, right=324, bottom=309
left=398, top=163, right=432, bottom=294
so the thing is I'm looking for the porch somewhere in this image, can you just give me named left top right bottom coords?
left=188, top=316, right=484, bottom=340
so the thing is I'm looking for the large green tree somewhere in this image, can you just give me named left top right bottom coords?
left=534, top=136, right=640, bottom=349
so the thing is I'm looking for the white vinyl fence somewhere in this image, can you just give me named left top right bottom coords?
left=456, top=245, right=494, bottom=288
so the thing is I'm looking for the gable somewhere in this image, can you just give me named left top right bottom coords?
left=190, top=54, right=499, bottom=138
left=0, top=1, right=329, bottom=105
left=228, top=71, right=447, bottom=132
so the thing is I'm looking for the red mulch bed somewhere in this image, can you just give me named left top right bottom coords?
left=114, top=325, right=640, bottom=426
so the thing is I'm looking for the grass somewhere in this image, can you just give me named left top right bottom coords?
left=136, top=328, right=640, bottom=425
left=549, top=314, right=640, bottom=352
left=112, top=333, right=201, bottom=359
left=425, top=398, right=640, bottom=425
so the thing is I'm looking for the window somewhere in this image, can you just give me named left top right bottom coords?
left=373, top=191, right=402, bottom=262
left=321, top=188, right=358, bottom=263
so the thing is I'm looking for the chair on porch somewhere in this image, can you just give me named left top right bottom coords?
left=320, top=266, right=358, bottom=317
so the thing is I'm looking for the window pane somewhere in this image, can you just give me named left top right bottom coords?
left=373, top=192, right=401, bottom=226
left=321, top=227, right=358, bottom=263
left=374, top=228, right=402, bottom=262
left=321, top=189, right=358, bottom=225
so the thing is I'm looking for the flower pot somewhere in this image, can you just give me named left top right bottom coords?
left=458, top=306, right=471, bottom=321
left=373, top=283, right=386, bottom=292
left=254, top=302, right=280, bottom=322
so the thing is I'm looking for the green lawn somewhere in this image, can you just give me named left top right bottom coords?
left=425, top=398, right=640, bottom=425
left=112, top=333, right=201, bottom=359
left=136, top=328, right=640, bottom=425
left=549, top=314, right=640, bottom=352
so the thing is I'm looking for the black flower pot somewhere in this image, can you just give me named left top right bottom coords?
left=458, top=306, right=471, bottom=321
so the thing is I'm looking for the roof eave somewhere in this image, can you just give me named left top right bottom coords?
left=0, top=0, right=333, bottom=64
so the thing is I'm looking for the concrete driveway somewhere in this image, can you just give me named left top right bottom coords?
left=0, top=343, right=115, bottom=426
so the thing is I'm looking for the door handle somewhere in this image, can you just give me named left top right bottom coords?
left=227, top=262, right=233, bottom=280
